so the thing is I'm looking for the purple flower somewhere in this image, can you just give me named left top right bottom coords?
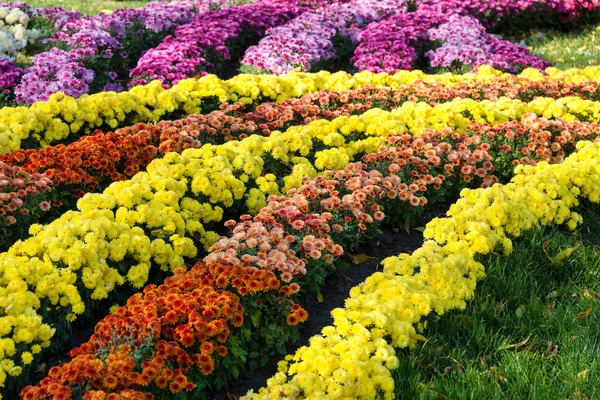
left=17, top=0, right=238, bottom=101
left=0, top=58, right=22, bottom=92
left=103, top=82, right=124, bottom=92
left=130, top=0, right=306, bottom=87
left=240, top=0, right=407, bottom=74
left=352, top=6, right=448, bottom=73
left=426, top=14, right=551, bottom=71
left=14, top=48, right=94, bottom=104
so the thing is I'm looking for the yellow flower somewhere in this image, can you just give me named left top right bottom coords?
left=21, top=352, right=33, bottom=365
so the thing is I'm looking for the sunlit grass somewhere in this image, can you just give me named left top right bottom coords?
left=506, top=24, right=600, bottom=70
left=393, top=204, right=600, bottom=399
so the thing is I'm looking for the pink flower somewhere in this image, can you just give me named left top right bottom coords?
left=39, top=201, right=51, bottom=212
left=291, top=219, right=305, bottom=229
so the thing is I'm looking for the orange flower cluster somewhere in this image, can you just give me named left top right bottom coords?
left=0, top=123, right=201, bottom=193
left=297, top=167, right=404, bottom=216
left=21, top=264, right=247, bottom=399
left=153, top=90, right=392, bottom=144
left=208, top=218, right=308, bottom=282
left=367, top=130, right=496, bottom=188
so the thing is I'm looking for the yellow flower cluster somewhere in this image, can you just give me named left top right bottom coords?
left=244, top=141, right=600, bottom=399
left=393, top=96, right=600, bottom=133
left=2, top=66, right=600, bottom=154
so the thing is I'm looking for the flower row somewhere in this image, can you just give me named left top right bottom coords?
left=244, top=139, right=600, bottom=399
left=2, top=66, right=600, bottom=155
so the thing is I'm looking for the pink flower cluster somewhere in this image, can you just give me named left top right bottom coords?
left=352, top=7, right=447, bottom=73
left=426, top=14, right=552, bottom=72
left=0, top=58, right=22, bottom=95
left=0, top=161, right=53, bottom=227
left=129, top=0, right=306, bottom=87
left=16, top=0, right=232, bottom=102
left=240, top=0, right=406, bottom=74
left=14, top=48, right=94, bottom=104
left=32, top=7, right=84, bottom=30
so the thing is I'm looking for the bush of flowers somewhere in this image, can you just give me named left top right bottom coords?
left=0, top=5, right=41, bottom=58
left=129, top=0, right=309, bottom=88
left=350, top=5, right=552, bottom=74
left=12, top=0, right=238, bottom=104
left=350, top=6, right=446, bottom=73
left=0, top=162, right=55, bottom=247
left=239, top=0, right=406, bottom=74
left=425, top=14, right=551, bottom=73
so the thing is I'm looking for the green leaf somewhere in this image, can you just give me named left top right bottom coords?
left=317, top=292, right=324, bottom=302
left=553, top=246, right=579, bottom=264
left=251, top=312, right=260, bottom=327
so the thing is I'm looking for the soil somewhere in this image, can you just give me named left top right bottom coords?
left=212, top=203, right=449, bottom=399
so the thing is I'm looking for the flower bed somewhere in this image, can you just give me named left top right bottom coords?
left=4, top=85, right=600, bottom=395
left=5, top=77, right=600, bottom=250
left=0, top=1, right=241, bottom=106
left=15, top=116, right=600, bottom=397
left=128, top=0, right=309, bottom=87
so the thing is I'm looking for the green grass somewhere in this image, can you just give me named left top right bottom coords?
left=393, top=203, right=600, bottom=400
left=25, top=0, right=153, bottom=14
left=510, top=26, right=600, bottom=70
